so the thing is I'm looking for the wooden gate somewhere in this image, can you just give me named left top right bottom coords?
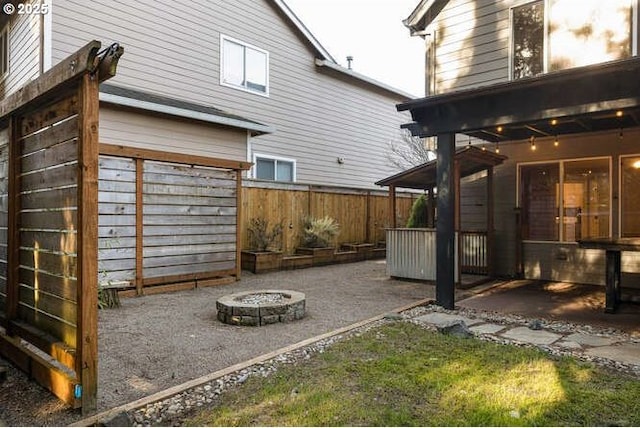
left=0, top=41, right=122, bottom=412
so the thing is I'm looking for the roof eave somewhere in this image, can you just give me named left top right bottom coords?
left=270, top=0, right=336, bottom=63
left=315, top=59, right=416, bottom=100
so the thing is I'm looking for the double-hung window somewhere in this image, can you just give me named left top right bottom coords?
left=221, top=35, right=269, bottom=95
left=254, top=154, right=295, bottom=182
left=511, top=0, right=632, bottom=80
left=519, top=157, right=611, bottom=242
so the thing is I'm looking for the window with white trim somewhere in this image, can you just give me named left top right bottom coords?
left=519, top=157, right=611, bottom=242
left=511, top=0, right=633, bottom=80
left=221, top=36, right=268, bottom=95
left=254, top=155, right=295, bottom=182
left=0, top=25, right=8, bottom=79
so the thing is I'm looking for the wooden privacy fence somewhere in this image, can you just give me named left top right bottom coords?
left=242, top=181, right=417, bottom=254
left=96, top=145, right=250, bottom=295
left=0, top=41, right=122, bottom=413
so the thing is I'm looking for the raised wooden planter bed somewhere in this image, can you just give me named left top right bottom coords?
left=334, top=250, right=360, bottom=264
left=282, top=254, right=314, bottom=270
left=241, top=250, right=282, bottom=273
left=296, top=247, right=335, bottom=266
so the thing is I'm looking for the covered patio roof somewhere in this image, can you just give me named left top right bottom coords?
left=398, top=56, right=640, bottom=143
left=376, top=145, right=506, bottom=190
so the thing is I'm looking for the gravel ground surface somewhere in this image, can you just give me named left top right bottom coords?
left=0, top=260, right=442, bottom=427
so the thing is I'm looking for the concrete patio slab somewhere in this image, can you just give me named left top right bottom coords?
left=500, top=327, right=562, bottom=345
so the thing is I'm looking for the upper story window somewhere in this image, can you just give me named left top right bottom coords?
left=512, top=1, right=545, bottom=79
left=0, top=25, right=8, bottom=79
left=254, top=154, right=295, bottom=182
left=221, top=35, right=269, bottom=96
left=511, top=0, right=632, bottom=80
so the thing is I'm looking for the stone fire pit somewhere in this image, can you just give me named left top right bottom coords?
left=216, top=290, right=306, bottom=326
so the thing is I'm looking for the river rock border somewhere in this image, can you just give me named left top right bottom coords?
left=216, top=290, right=306, bottom=326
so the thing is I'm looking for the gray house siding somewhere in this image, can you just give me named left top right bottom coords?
left=430, top=0, right=510, bottom=93
left=3, top=1, right=40, bottom=96
left=50, top=0, right=410, bottom=189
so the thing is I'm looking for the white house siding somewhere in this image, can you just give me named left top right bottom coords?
left=99, top=107, right=247, bottom=162
left=3, top=1, right=40, bottom=96
left=51, top=0, right=410, bottom=189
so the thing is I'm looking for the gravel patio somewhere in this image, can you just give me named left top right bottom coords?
left=1, top=260, right=449, bottom=426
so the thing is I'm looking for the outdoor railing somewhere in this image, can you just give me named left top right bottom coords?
left=459, top=230, right=489, bottom=275
left=386, top=228, right=488, bottom=281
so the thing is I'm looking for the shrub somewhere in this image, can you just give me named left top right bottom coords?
left=302, top=216, right=340, bottom=248
left=248, top=218, right=283, bottom=251
left=406, top=194, right=429, bottom=228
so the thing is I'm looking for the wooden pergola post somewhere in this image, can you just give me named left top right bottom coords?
left=436, top=132, right=456, bottom=309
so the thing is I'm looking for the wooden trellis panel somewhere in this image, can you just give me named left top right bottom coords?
left=0, top=40, right=123, bottom=413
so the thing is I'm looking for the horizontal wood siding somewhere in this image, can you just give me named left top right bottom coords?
left=98, top=156, right=136, bottom=284
left=142, top=161, right=237, bottom=279
left=3, top=0, right=40, bottom=97
left=99, top=107, right=248, bottom=163
left=52, top=0, right=410, bottom=190
left=431, top=0, right=511, bottom=93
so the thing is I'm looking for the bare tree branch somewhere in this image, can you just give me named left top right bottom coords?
left=386, top=129, right=436, bottom=170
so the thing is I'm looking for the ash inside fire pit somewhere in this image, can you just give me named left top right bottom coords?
left=217, top=290, right=305, bottom=326
left=236, top=292, right=286, bottom=305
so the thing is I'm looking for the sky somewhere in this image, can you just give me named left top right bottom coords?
left=284, top=0, right=426, bottom=97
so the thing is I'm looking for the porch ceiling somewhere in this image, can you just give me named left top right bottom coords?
left=375, top=145, right=506, bottom=190
left=398, top=56, right=640, bottom=143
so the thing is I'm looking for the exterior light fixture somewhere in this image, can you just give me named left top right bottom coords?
left=497, top=126, right=503, bottom=132
left=554, top=135, right=559, bottom=147
left=495, top=143, right=500, bottom=154
left=616, top=110, right=623, bottom=117
left=551, top=119, right=558, bottom=126
left=530, top=136, right=536, bottom=151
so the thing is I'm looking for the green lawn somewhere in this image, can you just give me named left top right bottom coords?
left=186, top=322, right=640, bottom=426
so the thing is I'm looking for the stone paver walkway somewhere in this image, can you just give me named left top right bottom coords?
left=410, top=310, right=640, bottom=368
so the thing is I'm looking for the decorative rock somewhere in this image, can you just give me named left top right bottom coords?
left=383, top=313, right=403, bottom=320
left=437, top=320, right=473, bottom=338
left=101, top=411, right=133, bottom=427
left=528, top=319, right=543, bottom=330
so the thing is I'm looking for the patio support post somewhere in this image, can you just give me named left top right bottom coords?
left=436, top=132, right=456, bottom=309
left=487, top=166, right=494, bottom=277
left=389, top=185, right=397, bottom=228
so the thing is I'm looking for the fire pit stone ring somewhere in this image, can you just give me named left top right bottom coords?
left=216, top=290, right=306, bottom=326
